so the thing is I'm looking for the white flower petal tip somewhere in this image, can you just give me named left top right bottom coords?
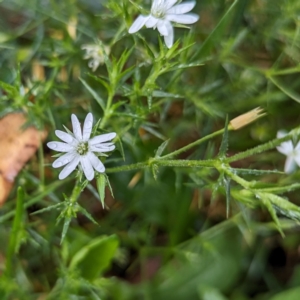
left=47, top=113, right=116, bottom=181
left=166, top=13, right=199, bottom=24
left=129, top=15, right=149, bottom=33
left=83, top=113, right=93, bottom=140
left=129, top=0, right=199, bottom=47
left=167, top=2, right=196, bottom=14
left=276, top=130, right=300, bottom=174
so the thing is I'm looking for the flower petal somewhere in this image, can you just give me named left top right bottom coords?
left=167, top=1, right=196, bottom=14
left=284, top=156, right=296, bottom=174
left=52, top=151, right=77, bottom=168
left=157, top=20, right=169, bottom=36
left=129, top=15, right=149, bottom=33
left=293, top=152, right=300, bottom=167
left=87, top=152, right=105, bottom=173
left=55, top=130, right=75, bottom=144
left=165, top=0, right=178, bottom=11
left=277, top=130, right=287, bottom=139
left=80, top=155, right=94, bottom=181
left=47, top=141, right=74, bottom=152
left=90, top=144, right=116, bottom=153
left=83, top=113, right=93, bottom=141
left=89, top=132, right=117, bottom=145
left=162, top=21, right=174, bottom=48
left=58, top=155, right=80, bottom=180
left=71, top=114, right=83, bottom=141
left=145, top=15, right=159, bottom=28
left=166, top=13, right=199, bottom=24
left=276, top=141, right=293, bottom=156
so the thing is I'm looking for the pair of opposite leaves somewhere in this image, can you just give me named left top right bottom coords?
left=0, top=113, right=47, bottom=205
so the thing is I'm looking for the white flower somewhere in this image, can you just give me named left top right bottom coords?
left=276, top=130, right=300, bottom=174
left=47, top=113, right=116, bottom=181
left=128, top=0, right=199, bottom=48
left=81, top=44, right=110, bottom=72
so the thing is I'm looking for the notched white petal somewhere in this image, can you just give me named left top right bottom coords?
left=80, top=156, right=94, bottom=181
left=166, top=13, right=199, bottom=24
left=59, top=156, right=80, bottom=180
left=89, top=132, right=117, bottom=145
left=167, top=2, right=196, bottom=14
left=55, top=130, right=74, bottom=144
left=47, top=141, right=74, bottom=152
left=71, top=114, right=83, bottom=140
left=52, top=152, right=77, bottom=168
left=88, top=152, right=105, bottom=173
left=129, top=15, right=149, bottom=33
left=90, top=144, right=116, bottom=153
left=83, top=112, right=93, bottom=140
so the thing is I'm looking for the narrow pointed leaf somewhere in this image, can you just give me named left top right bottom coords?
left=96, top=173, right=106, bottom=208
left=155, top=139, right=170, bottom=158
left=218, top=115, right=229, bottom=158
left=79, top=78, right=105, bottom=110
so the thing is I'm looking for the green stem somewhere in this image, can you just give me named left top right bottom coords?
left=160, top=128, right=225, bottom=159
left=70, top=175, right=87, bottom=204
left=226, top=132, right=300, bottom=163
left=106, top=159, right=215, bottom=174
left=100, top=91, right=114, bottom=129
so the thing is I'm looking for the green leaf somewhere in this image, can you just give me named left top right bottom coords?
left=88, top=73, right=111, bottom=93
left=0, top=81, right=17, bottom=96
left=96, top=173, right=106, bottom=208
left=30, top=202, right=64, bottom=215
left=268, top=75, right=300, bottom=104
left=194, top=0, right=239, bottom=59
left=218, top=116, right=229, bottom=158
left=155, top=139, right=170, bottom=158
left=151, top=90, right=183, bottom=98
left=5, top=187, right=25, bottom=276
left=69, top=235, right=119, bottom=281
left=223, top=175, right=231, bottom=218
left=60, top=217, right=72, bottom=244
left=79, top=77, right=105, bottom=110
left=269, top=287, right=300, bottom=300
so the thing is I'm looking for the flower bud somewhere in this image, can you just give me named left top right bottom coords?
left=229, top=107, right=265, bottom=130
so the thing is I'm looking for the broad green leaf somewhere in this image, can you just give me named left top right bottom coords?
left=69, top=235, right=119, bottom=281
left=269, top=287, right=300, bottom=300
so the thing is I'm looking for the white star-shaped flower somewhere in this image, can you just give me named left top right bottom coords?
left=129, top=0, right=199, bottom=48
left=81, top=44, right=110, bottom=72
left=47, top=113, right=116, bottom=181
left=276, top=130, right=300, bottom=174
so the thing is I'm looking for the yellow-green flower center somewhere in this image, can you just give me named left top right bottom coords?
left=77, top=142, right=89, bottom=155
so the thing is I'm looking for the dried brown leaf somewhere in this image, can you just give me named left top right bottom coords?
left=0, top=113, right=47, bottom=205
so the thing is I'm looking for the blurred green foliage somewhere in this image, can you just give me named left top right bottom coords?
left=1, top=0, right=300, bottom=299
